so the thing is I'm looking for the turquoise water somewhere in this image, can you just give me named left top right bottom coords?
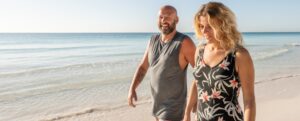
left=0, top=32, right=299, bottom=120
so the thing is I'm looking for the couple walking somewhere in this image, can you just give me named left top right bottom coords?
left=128, top=2, right=256, bottom=121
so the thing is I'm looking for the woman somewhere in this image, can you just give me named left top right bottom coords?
left=184, top=2, right=256, bottom=121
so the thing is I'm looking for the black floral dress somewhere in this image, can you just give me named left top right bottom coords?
left=193, top=47, right=244, bottom=121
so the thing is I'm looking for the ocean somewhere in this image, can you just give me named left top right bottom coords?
left=0, top=32, right=299, bottom=121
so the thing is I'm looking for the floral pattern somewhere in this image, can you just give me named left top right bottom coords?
left=193, top=47, right=243, bottom=121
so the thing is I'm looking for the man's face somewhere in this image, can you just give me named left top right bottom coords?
left=158, top=8, right=178, bottom=35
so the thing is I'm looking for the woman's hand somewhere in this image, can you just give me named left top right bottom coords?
left=183, top=114, right=191, bottom=121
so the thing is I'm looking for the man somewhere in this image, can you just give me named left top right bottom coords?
left=128, top=5, right=196, bottom=121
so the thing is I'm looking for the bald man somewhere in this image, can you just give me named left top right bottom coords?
left=128, top=5, right=196, bottom=121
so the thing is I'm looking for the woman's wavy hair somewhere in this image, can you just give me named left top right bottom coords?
left=194, top=2, right=243, bottom=50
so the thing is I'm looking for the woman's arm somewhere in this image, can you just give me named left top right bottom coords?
left=183, top=80, right=198, bottom=121
left=183, top=46, right=202, bottom=121
left=236, top=47, right=256, bottom=121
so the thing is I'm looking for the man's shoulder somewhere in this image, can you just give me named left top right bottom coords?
left=175, top=31, right=190, bottom=40
left=149, top=33, right=160, bottom=43
left=181, top=36, right=196, bottom=52
left=177, top=31, right=191, bottom=37
left=181, top=35, right=194, bottom=46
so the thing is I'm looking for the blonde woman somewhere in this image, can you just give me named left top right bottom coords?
left=184, top=2, right=256, bottom=121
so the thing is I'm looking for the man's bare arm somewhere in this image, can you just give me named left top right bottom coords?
left=128, top=41, right=150, bottom=107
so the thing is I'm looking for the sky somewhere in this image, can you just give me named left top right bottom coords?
left=0, top=0, right=299, bottom=33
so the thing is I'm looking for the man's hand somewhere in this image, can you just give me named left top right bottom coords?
left=128, top=89, right=138, bottom=107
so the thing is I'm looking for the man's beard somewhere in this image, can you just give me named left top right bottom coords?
left=159, top=22, right=176, bottom=35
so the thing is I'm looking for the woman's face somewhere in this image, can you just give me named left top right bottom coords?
left=199, top=16, right=216, bottom=43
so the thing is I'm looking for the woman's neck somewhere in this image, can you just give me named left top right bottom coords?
left=206, top=42, right=224, bottom=51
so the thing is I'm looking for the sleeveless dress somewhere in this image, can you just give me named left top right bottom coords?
left=148, top=32, right=188, bottom=121
left=193, top=46, right=244, bottom=121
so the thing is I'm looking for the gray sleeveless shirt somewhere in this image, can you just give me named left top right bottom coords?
left=148, top=32, right=187, bottom=120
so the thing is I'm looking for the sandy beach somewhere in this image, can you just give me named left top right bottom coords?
left=40, top=74, right=300, bottom=121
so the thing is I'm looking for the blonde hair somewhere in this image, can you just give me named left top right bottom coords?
left=194, top=2, right=243, bottom=50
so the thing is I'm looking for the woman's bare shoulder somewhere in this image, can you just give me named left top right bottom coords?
left=235, top=46, right=252, bottom=63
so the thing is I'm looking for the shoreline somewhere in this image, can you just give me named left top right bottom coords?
left=38, top=74, right=300, bottom=121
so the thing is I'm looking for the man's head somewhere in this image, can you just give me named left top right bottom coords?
left=158, top=5, right=178, bottom=35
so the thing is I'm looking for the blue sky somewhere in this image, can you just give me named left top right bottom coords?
left=0, top=0, right=299, bottom=32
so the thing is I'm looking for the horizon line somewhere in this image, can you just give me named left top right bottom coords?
left=0, top=31, right=300, bottom=34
